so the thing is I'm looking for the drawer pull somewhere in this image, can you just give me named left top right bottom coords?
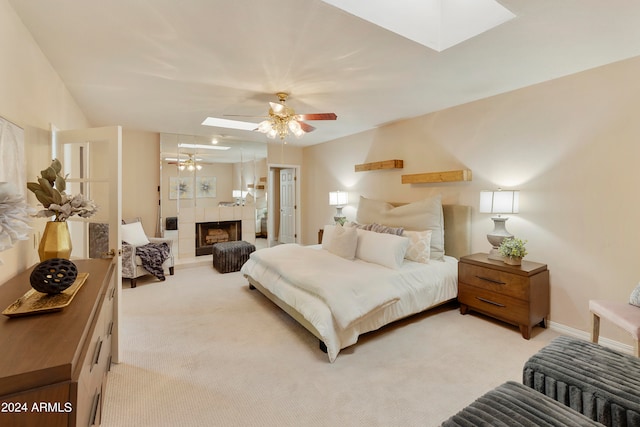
left=109, top=287, right=116, bottom=300
left=89, top=391, right=101, bottom=426
left=476, top=297, right=505, bottom=307
left=107, top=320, right=114, bottom=337
left=475, top=275, right=506, bottom=285
left=92, top=339, right=103, bottom=369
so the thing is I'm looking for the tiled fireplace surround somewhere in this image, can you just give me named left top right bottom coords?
left=176, top=204, right=256, bottom=259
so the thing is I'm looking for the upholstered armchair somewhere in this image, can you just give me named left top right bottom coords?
left=121, top=221, right=175, bottom=288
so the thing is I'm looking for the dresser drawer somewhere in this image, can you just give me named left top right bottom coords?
left=76, top=291, right=112, bottom=427
left=458, top=283, right=529, bottom=325
left=459, top=263, right=529, bottom=300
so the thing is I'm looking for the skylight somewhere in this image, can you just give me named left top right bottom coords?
left=201, top=117, right=258, bottom=131
left=321, top=0, right=515, bottom=52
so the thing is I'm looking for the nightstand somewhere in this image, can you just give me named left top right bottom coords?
left=458, top=253, right=550, bottom=339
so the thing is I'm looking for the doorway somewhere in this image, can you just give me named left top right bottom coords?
left=267, top=164, right=300, bottom=247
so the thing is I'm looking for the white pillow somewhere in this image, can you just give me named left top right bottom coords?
left=356, top=195, right=444, bottom=261
left=121, top=221, right=150, bottom=246
left=321, top=224, right=336, bottom=250
left=355, top=228, right=409, bottom=270
left=326, top=225, right=357, bottom=260
left=403, top=230, right=432, bottom=264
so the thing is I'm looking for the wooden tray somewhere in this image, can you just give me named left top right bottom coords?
left=2, top=273, right=89, bottom=318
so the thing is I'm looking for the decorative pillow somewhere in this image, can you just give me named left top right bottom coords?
left=326, top=225, right=358, bottom=260
left=347, top=221, right=404, bottom=236
left=403, top=230, right=432, bottom=264
left=321, top=224, right=336, bottom=249
left=121, top=221, right=150, bottom=246
left=356, top=195, right=444, bottom=261
left=630, top=283, right=640, bottom=307
left=355, top=228, right=409, bottom=270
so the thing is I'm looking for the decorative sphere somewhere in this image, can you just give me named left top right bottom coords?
left=30, top=258, right=78, bottom=294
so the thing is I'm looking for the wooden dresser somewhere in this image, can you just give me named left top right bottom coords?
left=0, top=258, right=116, bottom=427
left=458, top=253, right=549, bottom=339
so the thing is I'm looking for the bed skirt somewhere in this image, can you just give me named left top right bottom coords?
left=441, top=381, right=600, bottom=426
left=523, top=336, right=640, bottom=427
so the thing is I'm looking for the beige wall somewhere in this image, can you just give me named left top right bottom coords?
left=0, top=0, right=90, bottom=283
left=303, top=56, right=640, bottom=346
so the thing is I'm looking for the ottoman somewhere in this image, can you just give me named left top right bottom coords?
left=212, top=241, right=255, bottom=273
left=523, top=336, right=640, bottom=427
left=441, top=381, right=600, bottom=426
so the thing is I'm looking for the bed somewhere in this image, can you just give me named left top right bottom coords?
left=241, top=195, right=471, bottom=362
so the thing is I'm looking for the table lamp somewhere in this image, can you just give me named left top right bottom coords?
left=479, top=189, right=519, bottom=260
left=329, top=191, right=348, bottom=224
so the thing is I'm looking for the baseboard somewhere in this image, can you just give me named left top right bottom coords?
left=548, top=320, right=633, bottom=355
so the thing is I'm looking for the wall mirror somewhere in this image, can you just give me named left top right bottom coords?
left=159, top=133, right=267, bottom=259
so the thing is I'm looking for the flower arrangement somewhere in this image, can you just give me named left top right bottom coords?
left=27, top=159, right=98, bottom=222
left=0, top=182, right=32, bottom=255
left=498, top=237, right=528, bottom=259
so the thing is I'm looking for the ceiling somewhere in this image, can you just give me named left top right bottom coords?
left=9, top=0, right=640, bottom=155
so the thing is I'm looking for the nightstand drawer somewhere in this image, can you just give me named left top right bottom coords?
left=458, top=283, right=529, bottom=324
left=459, top=263, right=529, bottom=300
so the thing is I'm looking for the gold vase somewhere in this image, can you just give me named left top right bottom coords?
left=39, top=221, right=72, bottom=261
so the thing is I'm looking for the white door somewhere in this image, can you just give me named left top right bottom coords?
left=55, top=126, right=123, bottom=362
left=279, top=168, right=296, bottom=243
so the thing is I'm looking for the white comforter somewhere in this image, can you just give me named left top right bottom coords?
left=241, top=244, right=458, bottom=362
left=249, top=244, right=400, bottom=329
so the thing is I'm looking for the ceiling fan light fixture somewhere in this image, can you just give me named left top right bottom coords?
left=258, top=119, right=273, bottom=134
left=288, top=120, right=304, bottom=137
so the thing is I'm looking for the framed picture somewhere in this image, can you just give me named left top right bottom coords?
left=169, top=177, right=193, bottom=199
left=196, top=176, right=216, bottom=198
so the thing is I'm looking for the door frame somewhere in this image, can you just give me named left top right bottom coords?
left=267, top=163, right=301, bottom=247
left=53, top=125, right=123, bottom=363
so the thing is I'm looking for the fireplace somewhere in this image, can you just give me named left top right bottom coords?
left=195, top=221, right=242, bottom=256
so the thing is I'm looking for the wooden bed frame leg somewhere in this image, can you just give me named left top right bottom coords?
left=319, top=340, right=327, bottom=353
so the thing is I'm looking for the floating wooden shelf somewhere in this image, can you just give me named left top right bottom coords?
left=355, top=159, right=403, bottom=172
left=259, top=176, right=267, bottom=183
left=248, top=184, right=265, bottom=189
left=401, top=169, right=472, bottom=184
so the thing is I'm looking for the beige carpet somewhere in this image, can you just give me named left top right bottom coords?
left=102, top=265, right=560, bottom=427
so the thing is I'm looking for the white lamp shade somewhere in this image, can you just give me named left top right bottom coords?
left=480, top=190, right=519, bottom=214
left=232, top=190, right=241, bottom=198
left=329, top=191, right=348, bottom=206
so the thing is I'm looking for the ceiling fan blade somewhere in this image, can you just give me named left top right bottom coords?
left=295, top=113, right=337, bottom=121
left=298, top=121, right=316, bottom=133
left=223, top=114, right=267, bottom=118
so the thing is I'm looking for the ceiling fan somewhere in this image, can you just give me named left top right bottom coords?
left=223, top=92, right=337, bottom=141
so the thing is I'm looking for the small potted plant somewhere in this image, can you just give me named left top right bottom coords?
left=498, top=237, right=527, bottom=265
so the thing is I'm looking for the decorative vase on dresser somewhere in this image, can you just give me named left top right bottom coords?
left=457, top=253, right=550, bottom=339
left=38, top=221, right=73, bottom=261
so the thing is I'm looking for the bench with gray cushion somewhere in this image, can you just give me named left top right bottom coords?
left=441, top=381, right=601, bottom=426
left=523, top=335, right=640, bottom=427
left=212, top=241, right=255, bottom=273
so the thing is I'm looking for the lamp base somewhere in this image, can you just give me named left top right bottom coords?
left=487, top=248, right=503, bottom=261
left=486, top=216, right=512, bottom=260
